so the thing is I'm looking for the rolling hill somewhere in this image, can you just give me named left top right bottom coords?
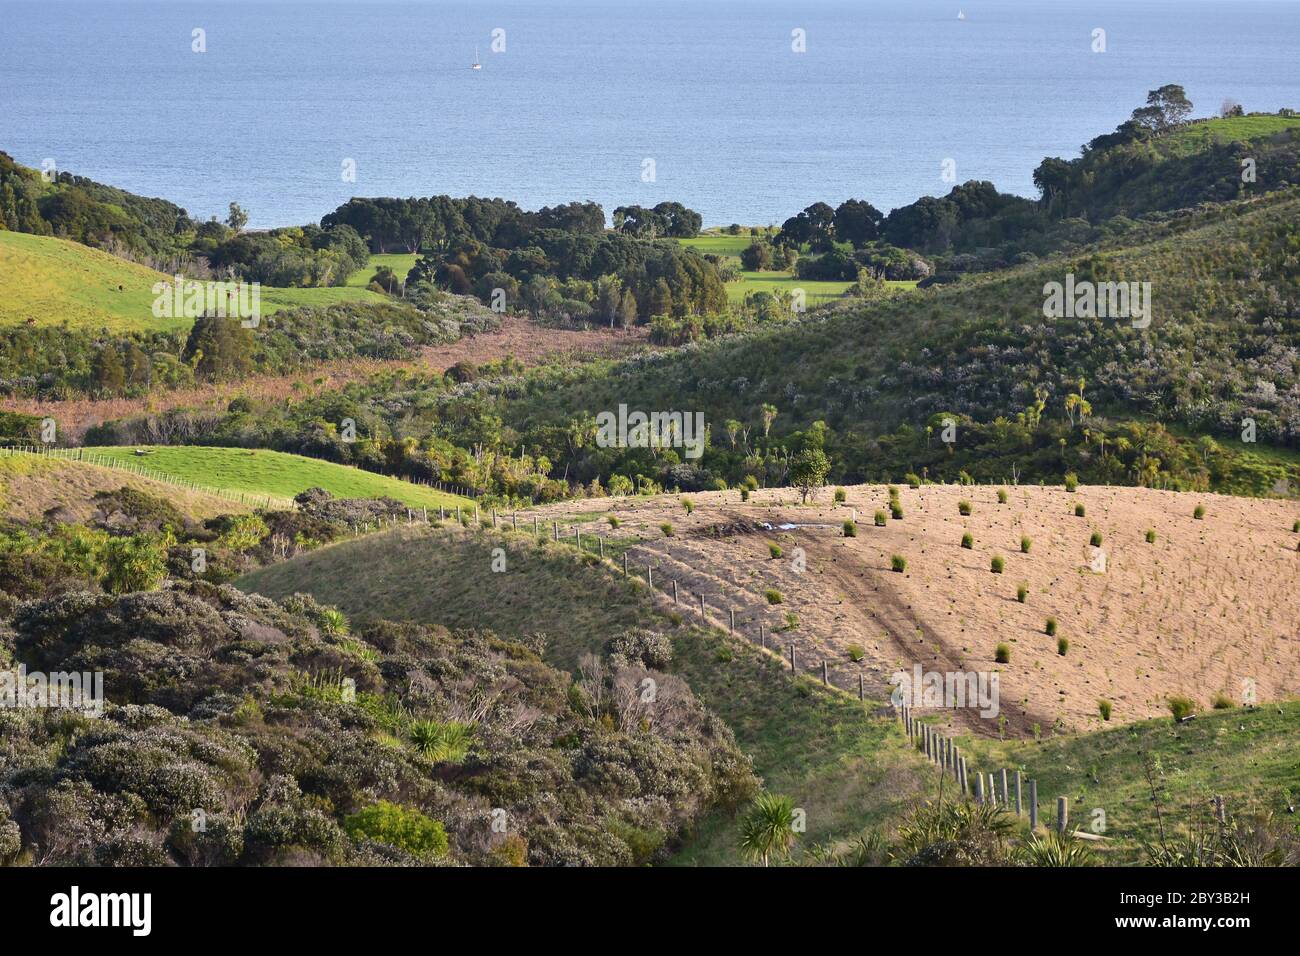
left=234, top=484, right=1300, bottom=862
left=0, top=230, right=389, bottom=331
left=79, top=445, right=470, bottom=510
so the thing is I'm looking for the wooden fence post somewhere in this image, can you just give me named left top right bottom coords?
left=1029, top=780, right=1038, bottom=829
left=858, top=673, right=864, bottom=701
left=672, top=580, right=678, bottom=603
left=623, top=553, right=628, bottom=576
left=789, top=644, right=796, bottom=673
left=976, top=774, right=985, bottom=804
left=821, top=660, right=828, bottom=686
left=700, top=593, right=707, bottom=618
left=1001, top=769, right=1009, bottom=806
left=1215, top=795, right=1226, bottom=825
left=1015, top=771, right=1023, bottom=816
left=1056, top=796, right=1068, bottom=834
left=729, top=609, right=735, bottom=634
left=598, top=537, right=604, bottom=558
left=759, top=624, right=765, bottom=648
left=647, top=566, right=653, bottom=589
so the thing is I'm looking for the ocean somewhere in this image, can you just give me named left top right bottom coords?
left=2, top=0, right=1298, bottom=228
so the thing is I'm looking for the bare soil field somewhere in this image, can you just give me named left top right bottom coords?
left=0, top=315, right=645, bottom=439
left=528, top=483, right=1300, bottom=738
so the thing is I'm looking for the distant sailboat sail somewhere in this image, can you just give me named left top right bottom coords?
left=472, top=47, right=482, bottom=69
left=957, top=10, right=966, bottom=19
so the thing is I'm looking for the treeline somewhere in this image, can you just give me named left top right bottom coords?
left=323, top=196, right=703, bottom=255
left=749, top=88, right=1300, bottom=276
left=323, top=195, right=722, bottom=326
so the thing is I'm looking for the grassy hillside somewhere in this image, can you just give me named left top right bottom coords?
left=81, top=446, right=469, bottom=509
left=0, top=451, right=252, bottom=521
left=959, top=699, right=1300, bottom=860
left=236, top=522, right=934, bottom=864
left=0, top=231, right=190, bottom=331
left=0, top=231, right=389, bottom=331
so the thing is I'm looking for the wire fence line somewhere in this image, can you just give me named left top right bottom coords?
left=0, top=445, right=297, bottom=511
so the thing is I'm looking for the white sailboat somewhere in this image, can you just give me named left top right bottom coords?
left=472, top=47, right=482, bottom=70
left=957, top=10, right=967, bottom=20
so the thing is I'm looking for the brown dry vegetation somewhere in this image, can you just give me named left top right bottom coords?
left=0, top=454, right=252, bottom=522
left=527, top=483, right=1300, bottom=738
left=0, top=315, right=646, bottom=439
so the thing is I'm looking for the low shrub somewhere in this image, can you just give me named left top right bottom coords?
left=343, top=801, right=449, bottom=859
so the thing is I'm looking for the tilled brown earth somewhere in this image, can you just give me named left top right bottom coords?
left=529, top=483, right=1300, bottom=737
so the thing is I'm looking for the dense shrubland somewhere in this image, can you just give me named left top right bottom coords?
left=0, top=482, right=756, bottom=866
left=0, top=580, right=753, bottom=866
left=0, top=295, right=499, bottom=399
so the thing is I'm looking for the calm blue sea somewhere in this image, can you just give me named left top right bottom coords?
left=2, top=0, right=1298, bottom=228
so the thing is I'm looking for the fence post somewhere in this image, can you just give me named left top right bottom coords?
left=729, top=609, right=735, bottom=634
left=700, top=593, right=706, bottom=618
left=760, top=624, right=765, bottom=648
left=574, top=527, right=580, bottom=549
left=534, top=516, right=539, bottom=536
left=789, top=644, right=796, bottom=673
left=858, top=673, right=864, bottom=701
left=672, top=580, right=678, bottom=603
left=553, top=521, right=559, bottom=541
left=492, top=509, right=497, bottom=527
left=1029, top=780, right=1038, bottom=829
left=976, top=774, right=985, bottom=805
left=598, top=537, right=604, bottom=558
left=821, top=660, right=828, bottom=686
left=512, top=513, right=518, bottom=531
left=1056, top=797, right=1068, bottom=834
left=1214, top=795, right=1226, bottom=825
left=647, top=566, right=653, bottom=589
left=1015, top=771, right=1023, bottom=816
left=1001, top=769, right=1009, bottom=806
left=623, top=553, right=628, bottom=576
